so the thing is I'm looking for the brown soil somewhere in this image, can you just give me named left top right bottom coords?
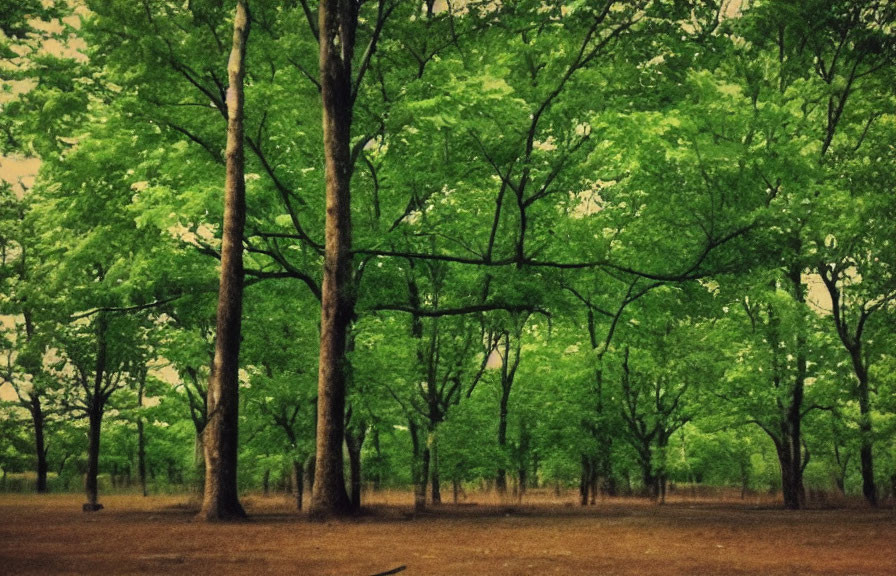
left=1, top=491, right=893, bottom=575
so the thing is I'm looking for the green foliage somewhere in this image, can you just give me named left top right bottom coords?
left=0, top=0, right=893, bottom=503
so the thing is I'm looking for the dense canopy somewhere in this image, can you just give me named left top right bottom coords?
left=1, top=0, right=894, bottom=516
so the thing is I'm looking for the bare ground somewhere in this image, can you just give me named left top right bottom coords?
left=1, top=491, right=894, bottom=575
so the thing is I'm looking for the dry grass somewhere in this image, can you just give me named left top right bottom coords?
left=1, top=490, right=894, bottom=575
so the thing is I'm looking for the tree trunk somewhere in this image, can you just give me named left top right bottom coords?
left=194, top=432, right=206, bottom=495
left=371, top=426, right=382, bottom=490
left=137, top=419, right=147, bottom=497
left=304, top=454, right=315, bottom=500
left=430, top=431, right=441, bottom=505
left=30, top=395, right=48, bottom=494
left=820, top=261, right=879, bottom=507
left=199, top=0, right=250, bottom=522
left=410, top=421, right=428, bottom=512
left=656, top=436, right=669, bottom=505
left=83, top=314, right=108, bottom=512
left=495, top=381, right=510, bottom=497
left=262, top=469, right=270, bottom=496
left=137, top=375, right=147, bottom=497
left=311, top=0, right=358, bottom=519
left=83, top=407, right=103, bottom=511
left=786, top=251, right=807, bottom=509
left=775, top=435, right=802, bottom=510
left=848, top=349, right=878, bottom=506
left=293, top=459, right=304, bottom=511
left=579, top=455, right=594, bottom=506
left=517, top=424, right=530, bottom=503
left=345, top=425, right=366, bottom=512
left=857, top=375, right=877, bottom=506
left=419, top=446, right=431, bottom=511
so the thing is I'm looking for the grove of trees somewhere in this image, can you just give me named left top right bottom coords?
left=1, top=0, right=894, bottom=519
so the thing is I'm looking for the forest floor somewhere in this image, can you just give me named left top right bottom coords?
left=1, top=490, right=894, bottom=575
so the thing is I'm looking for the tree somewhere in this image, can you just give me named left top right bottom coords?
left=199, top=0, right=250, bottom=522
left=0, top=184, right=52, bottom=493
left=734, top=0, right=896, bottom=506
left=815, top=149, right=896, bottom=504
left=241, top=278, right=319, bottom=511
left=311, top=0, right=360, bottom=517
left=312, top=0, right=398, bottom=517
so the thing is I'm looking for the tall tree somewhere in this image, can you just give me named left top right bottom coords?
left=312, top=0, right=397, bottom=517
left=816, top=159, right=896, bottom=505
left=0, top=185, right=51, bottom=493
left=740, top=0, right=896, bottom=506
left=199, top=0, right=250, bottom=522
left=311, top=0, right=360, bottom=517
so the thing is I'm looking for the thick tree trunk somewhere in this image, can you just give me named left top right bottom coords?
left=775, top=431, right=804, bottom=510
left=311, top=0, right=358, bottom=519
left=199, top=0, right=250, bottom=522
left=30, top=396, right=48, bottom=493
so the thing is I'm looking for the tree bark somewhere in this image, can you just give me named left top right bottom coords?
left=304, top=453, right=316, bottom=500
left=856, top=369, right=877, bottom=506
left=137, top=419, right=147, bottom=497
left=579, top=455, right=594, bottom=506
left=137, top=372, right=147, bottom=497
left=84, top=406, right=103, bottom=511
left=495, top=356, right=511, bottom=497
left=293, top=459, right=304, bottom=510
left=371, top=426, right=382, bottom=490
left=495, top=396, right=508, bottom=497
left=819, top=266, right=878, bottom=507
left=83, top=314, right=108, bottom=512
left=777, top=439, right=799, bottom=510
left=30, top=395, right=48, bottom=493
left=311, top=0, right=358, bottom=518
left=199, top=0, right=250, bottom=522
left=410, top=420, right=428, bottom=512
left=419, top=446, right=431, bottom=511
left=430, top=432, right=441, bottom=505
left=517, top=423, right=530, bottom=503
left=345, top=424, right=366, bottom=512
left=785, top=259, right=807, bottom=509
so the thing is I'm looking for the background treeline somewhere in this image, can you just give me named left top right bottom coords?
left=1, top=0, right=894, bottom=512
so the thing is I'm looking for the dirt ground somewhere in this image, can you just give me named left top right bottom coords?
left=1, top=490, right=894, bottom=575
